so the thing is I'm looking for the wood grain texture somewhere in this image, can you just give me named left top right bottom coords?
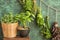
left=3, top=36, right=30, bottom=40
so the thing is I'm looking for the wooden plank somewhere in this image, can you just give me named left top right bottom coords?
left=3, top=36, right=30, bottom=40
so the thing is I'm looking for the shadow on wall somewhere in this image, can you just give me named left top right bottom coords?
left=0, top=22, right=3, bottom=38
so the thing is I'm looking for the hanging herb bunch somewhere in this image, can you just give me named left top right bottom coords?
left=18, top=0, right=33, bottom=11
left=18, top=0, right=36, bottom=18
left=36, top=8, right=52, bottom=39
left=44, top=16, right=52, bottom=39
left=24, top=0, right=33, bottom=11
left=25, top=0, right=35, bottom=18
left=36, top=8, right=44, bottom=27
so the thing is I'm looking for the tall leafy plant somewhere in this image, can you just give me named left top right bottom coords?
left=17, top=11, right=34, bottom=28
left=18, top=0, right=52, bottom=39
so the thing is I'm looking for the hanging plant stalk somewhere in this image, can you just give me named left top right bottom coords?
left=36, top=8, right=44, bottom=27
left=36, top=8, right=52, bottom=39
left=45, top=16, right=50, bottom=29
left=44, top=16, right=51, bottom=39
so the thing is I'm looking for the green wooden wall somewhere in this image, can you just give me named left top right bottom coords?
left=0, top=0, right=60, bottom=40
left=28, top=0, right=60, bottom=40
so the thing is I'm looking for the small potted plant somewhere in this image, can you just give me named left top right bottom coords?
left=17, top=0, right=35, bottom=37
left=17, top=11, right=34, bottom=37
left=1, top=13, right=19, bottom=38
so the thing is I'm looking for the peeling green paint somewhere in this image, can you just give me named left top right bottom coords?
left=0, top=0, right=60, bottom=40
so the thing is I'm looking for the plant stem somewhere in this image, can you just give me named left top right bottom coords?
left=23, top=22, right=26, bottom=28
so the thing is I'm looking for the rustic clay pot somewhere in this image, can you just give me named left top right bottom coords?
left=18, top=27, right=30, bottom=37
left=1, top=22, right=18, bottom=38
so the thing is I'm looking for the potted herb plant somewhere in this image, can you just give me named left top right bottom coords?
left=17, top=0, right=35, bottom=37
left=17, top=11, right=34, bottom=37
left=1, top=13, right=19, bottom=38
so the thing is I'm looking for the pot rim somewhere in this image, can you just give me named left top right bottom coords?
left=17, top=26, right=30, bottom=31
left=1, top=22, right=18, bottom=24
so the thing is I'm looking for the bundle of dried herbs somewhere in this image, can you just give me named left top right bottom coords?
left=52, top=22, right=60, bottom=40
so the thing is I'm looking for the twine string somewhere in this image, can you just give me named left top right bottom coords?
left=56, top=10, right=57, bottom=22
left=47, top=6, right=49, bottom=16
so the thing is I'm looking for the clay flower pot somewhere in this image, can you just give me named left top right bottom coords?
left=18, top=27, right=30, bottom=37
left=1, top=22, right=18, bottom=38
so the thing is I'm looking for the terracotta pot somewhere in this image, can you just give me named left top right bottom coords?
left=18, top=27, right=30, bottom=37
left=1, top=22, right=18, bottom=38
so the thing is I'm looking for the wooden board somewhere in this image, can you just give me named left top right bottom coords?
left=3, top=36, right=30, bottom=40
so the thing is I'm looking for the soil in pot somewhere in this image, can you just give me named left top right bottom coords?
left=18, top=27, right=30, bottom=37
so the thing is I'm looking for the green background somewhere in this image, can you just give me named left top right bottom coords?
left=0, top=0, right=60, bottom=40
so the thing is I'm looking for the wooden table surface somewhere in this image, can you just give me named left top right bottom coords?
left=3, top=36, right=30, bottom=40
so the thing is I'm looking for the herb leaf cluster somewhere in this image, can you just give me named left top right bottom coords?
left=1, top=13, right=18, bottom=23
left=36, top=8, right=52, bottom=39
